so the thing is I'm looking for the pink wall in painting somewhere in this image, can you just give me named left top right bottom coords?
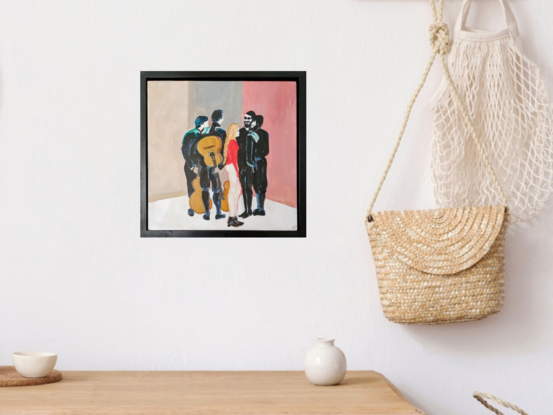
left=242, top=82, right=297, bottom=208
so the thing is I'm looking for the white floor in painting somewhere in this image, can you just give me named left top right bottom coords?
left=148, top=195, right=297, bottom=231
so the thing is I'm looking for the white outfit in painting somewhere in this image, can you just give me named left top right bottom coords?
left=225, top=164, right=241, bottom=218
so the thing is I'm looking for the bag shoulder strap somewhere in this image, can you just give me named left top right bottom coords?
left=366, top=0, right=508, bottom=222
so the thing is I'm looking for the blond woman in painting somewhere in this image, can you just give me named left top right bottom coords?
left=224, top=123, right=244, bottom=228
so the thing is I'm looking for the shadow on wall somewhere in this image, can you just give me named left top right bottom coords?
left=404, top=198, right=553, bottom=357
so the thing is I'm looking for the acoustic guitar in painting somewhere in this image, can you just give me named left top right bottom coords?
left=189, top=178, right=212, bottom=214
left=221, top=180, right=230, bottom=212
left=197, top=136, right=223, bottom=167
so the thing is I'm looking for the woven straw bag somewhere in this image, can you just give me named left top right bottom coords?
left=365, top=0, right=509, bottom=325
left=474, top=392, right=528, bottom=415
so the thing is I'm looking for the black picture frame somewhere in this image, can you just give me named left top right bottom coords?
left=140, top=71, right=306, bottom=238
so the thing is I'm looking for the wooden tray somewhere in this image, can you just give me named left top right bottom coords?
left=0, top=366, right=62, bottom=387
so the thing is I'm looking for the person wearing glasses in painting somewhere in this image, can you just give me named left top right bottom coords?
left=237, top=111, right=256, bottom=218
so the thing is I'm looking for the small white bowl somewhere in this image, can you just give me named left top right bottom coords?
left=12, top=352, right=57, bottom=378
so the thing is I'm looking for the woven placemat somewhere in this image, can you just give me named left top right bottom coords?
left=0, top=366, right=62, bottom=387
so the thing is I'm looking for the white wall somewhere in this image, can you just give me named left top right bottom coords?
left=1, top=1, right=552, bottom=413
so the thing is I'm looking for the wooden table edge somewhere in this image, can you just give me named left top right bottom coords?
left=0, top=370, right=426, bottom=415
left=374, top=371, right=426, bottom=415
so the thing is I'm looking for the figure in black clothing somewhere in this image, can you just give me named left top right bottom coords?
left=252, top=115, right=269, bottom=216
left=204, top=109, right=227, bottom=170
left=182, top=115, right=209, bottom=216
left=196, top=110, right=226, bottom=221
left=237, top=111, right=256, bottom=218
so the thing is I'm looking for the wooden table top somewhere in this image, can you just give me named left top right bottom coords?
left=0, top=371, right=424, bottom=415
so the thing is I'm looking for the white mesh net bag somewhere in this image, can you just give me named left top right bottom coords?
left=429, top=0, right=553, bottom=222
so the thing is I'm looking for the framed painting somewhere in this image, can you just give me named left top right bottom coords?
left=141, top=71, right=306, bottom=237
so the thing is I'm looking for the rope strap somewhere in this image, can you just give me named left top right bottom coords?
left=474, top=392, right=529, bottom=415
left=366, top=0, right=508, bottom=221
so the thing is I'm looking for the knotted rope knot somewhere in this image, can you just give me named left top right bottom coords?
left=429, top=22, right=451, bottom=55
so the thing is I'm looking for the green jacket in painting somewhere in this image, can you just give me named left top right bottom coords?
left=181, top=128, right=201, bottom=168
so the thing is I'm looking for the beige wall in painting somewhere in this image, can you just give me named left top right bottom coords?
left=147, top=81, right=189, bottom=201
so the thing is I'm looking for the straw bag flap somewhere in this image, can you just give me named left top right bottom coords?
left=367, top=205, right=505, bottom=275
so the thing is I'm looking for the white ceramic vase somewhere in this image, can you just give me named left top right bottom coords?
left=304, top=338, right=347, bottom=386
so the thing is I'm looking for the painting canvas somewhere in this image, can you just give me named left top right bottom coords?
left=141, top=72, right=306, bottom=237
